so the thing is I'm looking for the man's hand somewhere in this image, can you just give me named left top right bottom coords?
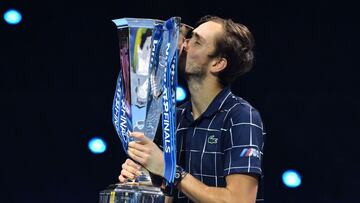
left=127, top=132, right=164, bottom=177
left=118, top=159, right=141, bottom=183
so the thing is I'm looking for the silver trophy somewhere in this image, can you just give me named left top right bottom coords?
left=99, top=18, right=192, bottom=203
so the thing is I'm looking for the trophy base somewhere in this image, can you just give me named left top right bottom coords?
left=99, top=183, right=164, bottom=203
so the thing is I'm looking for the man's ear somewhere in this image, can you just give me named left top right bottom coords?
left=211, top=57, right=227, bottom=74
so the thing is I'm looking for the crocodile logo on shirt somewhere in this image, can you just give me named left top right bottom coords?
left=208, top=135, right=218, bottom=144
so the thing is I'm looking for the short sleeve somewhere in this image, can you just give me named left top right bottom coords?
left=223, top=103, right=264, bottom=177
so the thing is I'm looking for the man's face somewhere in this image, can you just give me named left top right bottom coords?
left=182, top=21, right=223, bottom=79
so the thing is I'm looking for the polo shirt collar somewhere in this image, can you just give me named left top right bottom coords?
left=184, top=86, right=231, bottom=121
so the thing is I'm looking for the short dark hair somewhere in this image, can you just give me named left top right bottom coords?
left=197, top=15, right=255, bottom=86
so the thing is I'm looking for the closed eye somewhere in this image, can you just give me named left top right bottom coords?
left=190, top=31, right=205, bottom=44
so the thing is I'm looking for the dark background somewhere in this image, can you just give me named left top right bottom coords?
left=1, top=0, right=359, bottom=202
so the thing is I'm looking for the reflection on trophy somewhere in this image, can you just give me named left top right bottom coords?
left=99, top=18, right=192, bottom=203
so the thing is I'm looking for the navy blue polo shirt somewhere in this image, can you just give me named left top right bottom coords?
left=174, top=86, right=265, bottom=202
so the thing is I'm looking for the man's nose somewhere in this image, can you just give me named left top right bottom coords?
left=182, top=39, right=190, bottom=51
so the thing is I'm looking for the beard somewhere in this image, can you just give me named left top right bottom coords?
left=184, top=64, right=207, bottom=83
left=178, top=49, right=206, bottom=83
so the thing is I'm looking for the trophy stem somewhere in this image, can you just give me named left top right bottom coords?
left=134, top=167, right=152, bottom=185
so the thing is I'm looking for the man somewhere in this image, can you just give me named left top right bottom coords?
left=119, top=15, right=265, bottom=203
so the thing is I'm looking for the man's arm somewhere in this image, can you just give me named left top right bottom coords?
left=165, top=196, right=173, bottom=203
left=177, top=172, right=258, bottom=203
left=126, top=132, right=259, bottom=203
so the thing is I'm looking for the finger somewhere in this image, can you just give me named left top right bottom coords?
left=130, top=132, right=149, bottom=144
left=118, top=175, right=127, bottom=183
left=128, top=141, right=147, bottom=152
left=121, top=169, right=136, bottom=180
left=128, top=148, right=146, bottom=165
left=129, top=147, right=148, bottom=161
left=122, top=162, right=141, bottom=176
left=125, top=159, right=141, bottom=169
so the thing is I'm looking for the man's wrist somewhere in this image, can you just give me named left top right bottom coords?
left=159, top=165, right=188, bottom=196
left=154, top=159, right=164, bottom=177
left=174, top=165, right=188, bottom=188
left=149, top=172, right=163, bottom=187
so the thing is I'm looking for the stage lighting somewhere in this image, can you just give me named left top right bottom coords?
left=88, top=137, right=107, bottom=154
left=176, top=86, right=186, bottom=102
left=4, top=9, right=22, bottom=25
left=282, top=169, right=302, bottom=188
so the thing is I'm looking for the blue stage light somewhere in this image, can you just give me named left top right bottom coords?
left=4, top=9, right=22, bottom=25
left=176, top=86, right=186, bottom=102
left=88, top=137, right=107, bottom=154
left=282, top=169, right=302, bottom=188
